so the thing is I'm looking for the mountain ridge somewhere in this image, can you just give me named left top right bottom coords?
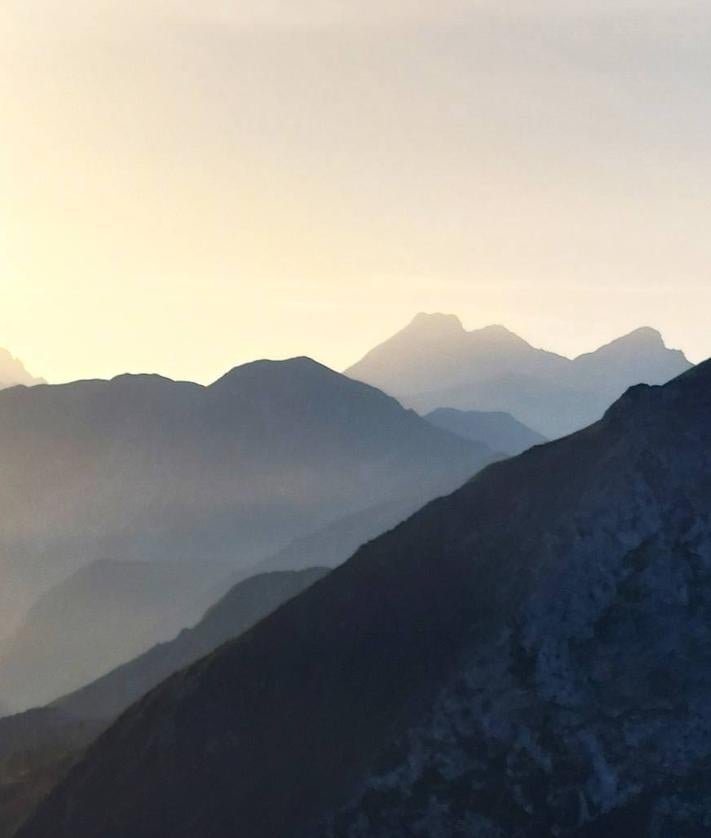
left=0, top=559, right=233, bottom=712
left=0, top=355, right=492, bottom=641
left=19, top=359, right=711, bottom=837
left=424, top=407, right=546, bottom=455
left=346, top=313, right=692, bottom=437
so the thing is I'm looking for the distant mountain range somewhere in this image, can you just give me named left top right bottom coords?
left=0, top=559, right=233, bottom=712
left=0, top=349, right=43, bottom=390
left=346, top=313, right=692, bottom=437
left=424, top=407, right=546, bottom=455
left=0, top=357, right=493, bottom=639
left=21, top=359, right=711, bottom=837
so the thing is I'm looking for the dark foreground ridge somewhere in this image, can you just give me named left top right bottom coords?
left=0, top=569, right=328, bottom=837
left=20, top=360, right=711, bottom=837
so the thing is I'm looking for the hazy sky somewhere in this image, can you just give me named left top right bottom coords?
left=2, top=1, right=710, bottom=383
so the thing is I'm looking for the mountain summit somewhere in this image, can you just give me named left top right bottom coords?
left=0, top=348, right=43, bottom=389
left=346, top=314, right=692, bottom=437
left=20, top=359, right=711, bottom=837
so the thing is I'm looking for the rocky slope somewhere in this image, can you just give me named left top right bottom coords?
left=19, top=360, right=711, bottom=838
left=347, top=313, right=692, bottom=437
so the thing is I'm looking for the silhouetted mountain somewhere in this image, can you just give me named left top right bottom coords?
left=346, top=313, right=692, bottom=437
left=0, top=709, right=100, bottom=838
left=0, top=349, right=43, bottom=390
left=19, top=361, right=711, bottom=837
left=56, top=567, right=328, bottom=722
left=0, top=357, right=492, bottom=638
left=0, top=560, right=233, bottom=713
left=0, top=568, right=327, bottom=836
left=190, top=503, right=429, bottom=626
left=250, top=498, right=426, bottom=575
left=424, top=407, right=546, bottom=455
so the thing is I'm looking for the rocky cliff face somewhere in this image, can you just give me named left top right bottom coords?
left=324, top=409, right=711, bottom=835
left=18, top=361, right=711, bottom=838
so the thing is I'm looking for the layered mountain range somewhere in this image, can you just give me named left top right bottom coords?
left=0, top=357, right=493, bottom=640
left=347, top=313, right=692, bottom=437
left=19, top=360, right=711, bottom=836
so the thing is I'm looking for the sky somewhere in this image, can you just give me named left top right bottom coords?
left=2, top=0, right=711, bottom=384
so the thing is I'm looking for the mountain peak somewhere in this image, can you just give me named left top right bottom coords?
left=210, top=356, right=336, bottom=389
left=0, top=348, right=44, bottom=389
left=615, top=326, right=664, bottom=347
left=406, top=312, right=464, bottom=335
left=473, top=323, right=528, bottom=344
left=575, top=327, right=691, bottom=371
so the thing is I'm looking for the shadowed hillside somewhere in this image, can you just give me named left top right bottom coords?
left=0, top=560, right=233, bottom=712
left=0, top=568, right=327, bottom=835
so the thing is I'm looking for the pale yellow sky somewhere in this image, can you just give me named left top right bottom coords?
left=2, top=1, right=710, bottom=383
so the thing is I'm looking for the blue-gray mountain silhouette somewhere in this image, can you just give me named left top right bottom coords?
left=0, top=357, right=493, bottom=640
left=0, top=559, right=233, bottom=712
left=424, top=406, right=546, bottom=455
left=54, top=566, right=329, bottom=723
left=18, top=359, right=711, bottom=837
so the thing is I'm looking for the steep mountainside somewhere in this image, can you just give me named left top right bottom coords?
left=19, top=361, right=711, bottom=837
left=424, top=407, right=546, bottom=455
left=0, top=569, right=327, bottom=836
left=0, top=350, right=43, bottom=390
left=56, top=567, right=328, bottom=722
left=0, top=560, right=232, bottom=712
left=250, top=499, right=424, bottom=575
left=346, top=313, right=692, bottom=437
left=0, top=357, right=491, bottom=637
left=0, top=710, right=100, bottom=838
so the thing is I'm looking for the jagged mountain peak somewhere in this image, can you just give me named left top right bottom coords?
left=407, top=311, right=465, bottom=332
left=0, top=347, right=44, bottom=388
